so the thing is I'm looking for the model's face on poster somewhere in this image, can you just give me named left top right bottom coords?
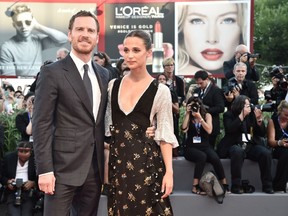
left=13, top=12, right=34, bottom=38
left=182, top=3, right=241, bottom=72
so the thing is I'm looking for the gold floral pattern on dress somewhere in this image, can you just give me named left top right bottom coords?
left=153, top=151, right=159, bottom=157
left=121, top=173, right=127, bottom=178
left=140, top=199, right=146, bottom=205
left=131, top=123, right=138, bottom=130
left=144, top=176, right=152, bottom=185
left=120, top=142, right=125, bottom=148
left=164, top=207, right=172, bottom=215
left=124, top=130, right=133, bottom=140
left=128, top=192, right=136, bottom=202
left=135, top=184, right=141, bottom=191
left=108, top=208, right=113, bottom=216
left=126, top=161, right=134, bottom=170
left=143, top=147, right=148, bottom=155
left=145, top=207, right=153, bottom=216
left=123, top=204, right=128, bottom=210
left=139, top=169, right=144, bottom=174
left=115, top=179, right=119, bottom=186
left=134, top=153, right=140, bottom=160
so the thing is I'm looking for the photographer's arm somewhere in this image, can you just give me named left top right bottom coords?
left=23, top=180, right=35, bottom=191
left=181, top=107, right=191, bottom=133
left=6, top=179, right=15, bottom=190
left=200, top=113, right=212, bottom=134
left=249, top=62, right=259, bottom=81
left=181, top=112, right=190, bottom=133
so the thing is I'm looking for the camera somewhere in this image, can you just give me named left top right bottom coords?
left=250, top=103, right=275, bottom=112
left=223, top=78, right=242, bottom=95
left=188, top=93, right=200, bottom=112
left=268, top=66, right=288, bottom=90
left=190, top=103, right=199, bottom=112
left=247, top=53, right=261, bottom=59
left=11, top=178, right=23, bottom=206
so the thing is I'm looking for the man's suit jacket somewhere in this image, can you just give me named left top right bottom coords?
left=33, top=55, right=110, bottom=186
left=1, top=151, right=36, bottom=186
left=194, top=83, right=225, bottom=135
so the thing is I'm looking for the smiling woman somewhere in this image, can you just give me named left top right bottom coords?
left=177, top=2, right=248, bottom=77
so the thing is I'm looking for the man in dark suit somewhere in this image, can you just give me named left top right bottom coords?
left=32, top=11, right=110, bottom=216
left=193, top=70, right=225, bottom=148
left=224, top=62, right=259, bottom=110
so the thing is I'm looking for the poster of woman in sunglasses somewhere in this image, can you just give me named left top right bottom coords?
left=0, top=2, right=95, bottom=77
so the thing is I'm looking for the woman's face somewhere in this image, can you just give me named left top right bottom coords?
left=182, top=3, right=241, bottom=71
left=123, top=36, right=151, bottom=71
left=157, top=75, right=167, bottom=84
left=280, top=108, right=288, bottom=122
left=93, top=56, right=105, bottom=66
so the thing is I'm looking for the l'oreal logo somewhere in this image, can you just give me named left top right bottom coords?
left=115, top=6, right=164, bottom=19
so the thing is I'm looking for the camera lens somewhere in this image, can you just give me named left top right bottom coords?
left=191, top=103, right=199, bottom=112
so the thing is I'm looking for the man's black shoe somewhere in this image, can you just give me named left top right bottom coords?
left=262, top=186, right=274, bottom=194
left=231, top=185, right=243, bottom=194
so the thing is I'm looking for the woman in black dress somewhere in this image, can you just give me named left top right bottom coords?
left=105, top=30, right=178, bottom=216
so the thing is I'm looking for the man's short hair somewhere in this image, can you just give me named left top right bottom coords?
left=17, top=141, right=33, bottom=149
left=233, top=62, right=247, bottom=71
left=11, top=5, right=32, bottom=19
left=194, top=70, right=209, bottom=80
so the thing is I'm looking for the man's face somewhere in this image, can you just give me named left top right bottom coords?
left=233, top=65, right=247, bottom=82
left=13, top=12, right=33, bottom=38
left=18, top=147, right=31, bottom=163
left=163, top=63, right=174, bottom=74
left=68, top=16, right=99, bottom=56
left=195, top=78, right=208, bottom=90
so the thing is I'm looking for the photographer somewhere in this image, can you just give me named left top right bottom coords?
left=217, top=95, right=274, bottom=194
left=193, top=70, right=225, bottom=149
left=0, top=141, right=37, bottom=216
left=182, top=95, right=228, bottom=195
left=223, top=44, right=259, bottom=82
left=16, top=92, right=34, bottom=142
left=224, top=62, right=259, bottom=109
left=264, top=66, right=287, bottom=114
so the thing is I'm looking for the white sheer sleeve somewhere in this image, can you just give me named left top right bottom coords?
left=150, top=83, right=179, bottom=148
left=104, top=79, right=116, bottom=137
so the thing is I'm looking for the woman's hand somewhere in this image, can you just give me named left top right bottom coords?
left=161, top=171, right=173, bottom=199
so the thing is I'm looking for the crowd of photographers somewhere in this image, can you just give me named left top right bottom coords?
left=0, top=83, right=44, bottom=216
left=179, top=44, right=288, bottom=195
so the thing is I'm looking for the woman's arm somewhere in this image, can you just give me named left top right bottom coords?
left=160, top=141, right=173, bottom=199
left=181, top=111, right=190, bottom=133
left=200, top=113, right=212, bottom=134
left=267, top=118, right=279, bottom=147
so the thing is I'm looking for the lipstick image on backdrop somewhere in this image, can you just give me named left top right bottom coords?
left=152, top=21, right=164, bottom=73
